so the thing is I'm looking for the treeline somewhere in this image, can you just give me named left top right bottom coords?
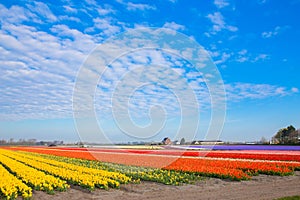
left=0, top=139, right=63, bottom=146
left=0, top=138, right=37, bottom=145
left=272, top=125, right=300, bottom=145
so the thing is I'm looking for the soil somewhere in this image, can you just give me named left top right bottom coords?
left=30, top=171, right=300, bottom=200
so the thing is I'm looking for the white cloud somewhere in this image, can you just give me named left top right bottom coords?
left=0, top=4, right=41, bottom=24
left=208, top=48, right=269, bottom=65
left=85, top=17, right=121, bottom=37
left=226, top=83, right=295, bottom=101
left=291, top=87, right=299, bottom=93
left=0, top=5, right=112, bottom=120
left=58, top=15, right=81, bottom=22
left=236, top=49, right=249, bottom=62
left=275, top=87, right=286, bottom=95
left=206, top=12, right=238, bottom=34
left=209, top=51, right=233, bottom=65
left=207, top=12, right=225, bottom=32
left=253, top=53, right=269, bottom=62
left=0, top=2, right=296, bottom=123
left=214, top=0, right=230, bottom=8
left=85, top=0, right=97, bottom=6
left=258, top=0, right=267, bottom=4
left=26, top=1, right=57, bottom=22
left=262, top=26, right=280, bottom=38
left=63, top=5, right=78, bottom=13
left=97, top=5, right=116, bottom=15
left=227, top=25, right=238, bottom=32
left=163, top=22, right=185, bottom=31
left=262, top=26, right=289, bottom=38
left=238, top=49, right=248, bottom=55
left=93, top=49, right=211, bottom=120
left=234, top=51, right=269, bottom=63
left=50, top=24, right=97, bottom=51
left=236, top=57, right=248, bottom=63
left=214, top=52, right=232, bottom=64
left=126, top=2, right=156, bottom=11
left=208, top=50, right=220, bottom=58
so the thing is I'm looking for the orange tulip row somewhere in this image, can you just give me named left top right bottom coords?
left=163, top=157, right=299, bottom=180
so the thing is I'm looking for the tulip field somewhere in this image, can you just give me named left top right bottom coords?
left=0, top=146, right=300, bottom=199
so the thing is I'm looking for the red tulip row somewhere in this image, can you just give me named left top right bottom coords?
left=25, top=146, right=300, bottom=162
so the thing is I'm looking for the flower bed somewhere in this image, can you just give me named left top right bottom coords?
left=11, top=146, right=300, bottom=162
left=6, top=147, right=300, bottom=181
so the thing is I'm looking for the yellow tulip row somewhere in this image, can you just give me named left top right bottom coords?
left=21, top=151, right=203, bottom=186
left=14, top=150, right=131, bottom=184
left=3, top=149, right=131, bottom=190
left=0, top=164, right=32, bottom=200
left=0, top=152, right=69, bottom=194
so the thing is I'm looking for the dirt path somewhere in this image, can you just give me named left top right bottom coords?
left=32, top=171, right=300, bottom=200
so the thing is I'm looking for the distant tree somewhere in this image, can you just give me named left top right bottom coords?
left=289, top=130, right=300, bottom=144
left=274, top=125, right=298, bottom=144
left=180, top=138, right=186, bottom=145
left=77, top=141, right=84, bottom=147
left=260, top=137, right=269, bottom=144
left=0, top=140, right=7, bottom=145
left=162, top=137, right=172, bottom=145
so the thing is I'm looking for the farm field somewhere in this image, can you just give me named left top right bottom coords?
left=0, top=146, right=300, bottom=199
left=8, top=145, right=300, bottom=162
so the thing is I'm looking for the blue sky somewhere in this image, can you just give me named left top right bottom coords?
left=0, top=0, right=299, bottom=143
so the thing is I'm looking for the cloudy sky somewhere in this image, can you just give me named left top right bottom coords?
left=0, top=0, right=299, bottom=143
